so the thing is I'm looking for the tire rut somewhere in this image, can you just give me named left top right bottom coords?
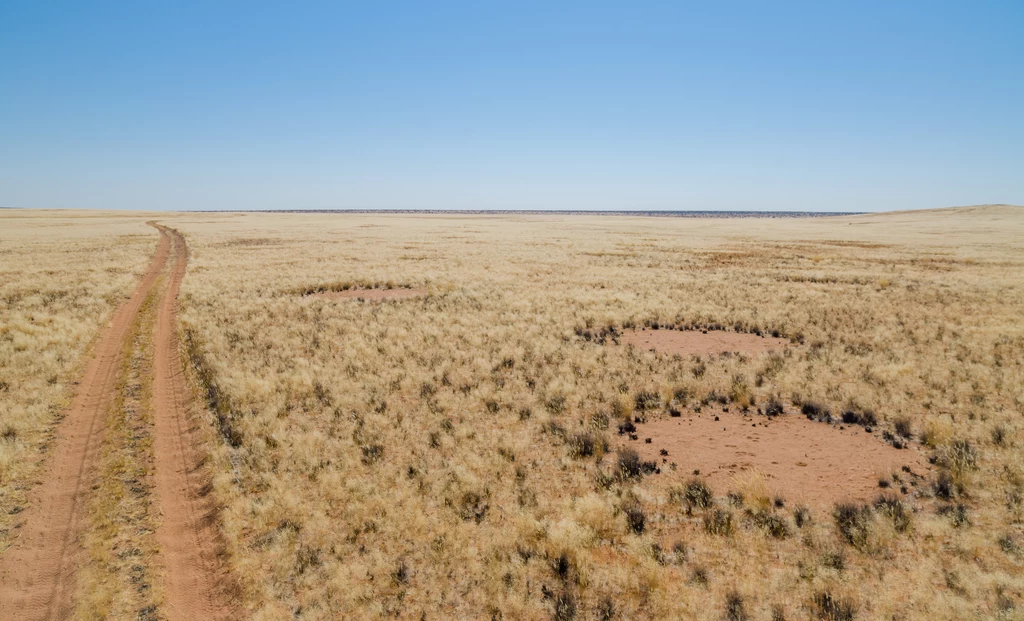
left=150, top=224, right=238, bottom=621
left=0, top=226, right=171, bottom=620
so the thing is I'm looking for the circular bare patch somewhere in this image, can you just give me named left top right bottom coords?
left=619, top=412, right=932, bottom=507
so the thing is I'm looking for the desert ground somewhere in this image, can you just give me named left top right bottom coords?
left=0, top=205, right=1022, bottom=620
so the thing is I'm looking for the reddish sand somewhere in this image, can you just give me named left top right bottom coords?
left=317, top=287, right=425, bottom=301
left=619, top=411, right=932, bottom=507
left=621, top=329, right=789, bottom=357
left=151, top=225, right=238, bottom=621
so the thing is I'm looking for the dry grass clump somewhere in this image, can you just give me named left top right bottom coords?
left=150, top=206, right=1024, bottom=619
left=0, top=211, right=155, bottom=552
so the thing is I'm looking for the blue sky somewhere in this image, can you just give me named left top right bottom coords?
left=1, top=2, right=1021, bottom=212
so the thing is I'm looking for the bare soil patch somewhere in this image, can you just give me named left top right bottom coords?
left=621, top=412, right=932, bottom=507
left=621, top=329, right=789, bottom=357
left=316, top=287, right=426, bottom=301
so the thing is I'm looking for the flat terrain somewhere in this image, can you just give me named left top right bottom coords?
left=1, top=205, right=1022, bottom=620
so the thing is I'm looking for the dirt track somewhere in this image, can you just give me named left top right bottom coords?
left=150, top=225, right=237, bottom=621
left=0, top=224, right=235, bottom=620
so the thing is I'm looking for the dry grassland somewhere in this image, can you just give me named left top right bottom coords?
left=161, top=206, right=1023, bottom=620
left=1, top=206, right=1022, bottom=620
left=0, top=211, right=156, bottom=552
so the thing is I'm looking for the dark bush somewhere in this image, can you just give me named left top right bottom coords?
left=833, top=503, right=872, bottom=549
left=617, top=420, right=636, bottom=435
left=457, top=491, right=489, bottom=523
left=873, top=494, right=911, bottom=533
left=934, top=470, right=957, bottom=500
left=765, top=398, right=785, bottom=417
left=938, top=503, right=970, bottom=528
left=893, top=416, right=913, bottom=439
left=811, top=591, right=856, bottom=621
left=569, top=432, right=599, bottom=459
left=680, top=479, right=713, bottom=509
left=623, top=502, right=646, bottom=534
left=634, top=391, right=661, bottom=411
left=882, top=430, right=905, bottom=449
left=754, top=511, right=791, bottom=539
left=690, top=565, right=709, bottom=586
left=596, top=596, right=615, bottom=621
left=725, top=591, right=748, bottom=621
left=553, top=589, right=577, bottom=621
left=793, top=505, right=812, bottom=528
left=360, top=444, right=384, bottom=465
left=821, top=549, right=845, bottom=572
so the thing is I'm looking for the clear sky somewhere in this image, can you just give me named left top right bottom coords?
left=1, top=2, right=1022, bottom=212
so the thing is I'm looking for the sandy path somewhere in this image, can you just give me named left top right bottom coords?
left=150, top=225, right=237, bottom=621
left=0, top=227, right=171, bottom=620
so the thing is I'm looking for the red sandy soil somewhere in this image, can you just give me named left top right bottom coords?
left=151, top=225, right=238, bottom=621
left=0, top=227, right=170, bottom=620
left=621, top=329, right=789, bottom=357
left=317, top=287, right=426, bottom=301
left=619, top=411, right=932, bottom=507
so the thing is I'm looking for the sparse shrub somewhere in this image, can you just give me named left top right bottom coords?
left=546, top=394, right=567, bottom=414
left=678, top=479, right=713, bottom=510
left=551, top=552, right=577, bottom=584
left=392, top=559, right=409, bottom=585
left=726, top=491, right=744, bottom=507
left=1, top=425, right=17, bottom=442
left=596, top=596, right=615, bottom=620
left=882, top=430, right=905, bottom=449
left=704, top=508, right=735, bottom=536
left=765, top=397, right=785, bottom=417
left=671, top=540, right=688, bottom=563
left=833, top=503, right=872, bottom=549
left=811, top=591, right=856, bottom=621
left=801, top=402, right=832, bottom=423
left=617, top=420, right=636, bottom=435
left=793, top=505, right=811, bottom=528
left=938, top=503, right=970, bottom=528
left=724, top=591, right=748, bottom=621
left=991, top=424, right=1007, bottom=446
left=569, top=432, right=599, bottom=459
left=634, top=391, right=660, bottom=412
left=942, top=438, right=979, bottom=474
left=934, top=470, right=957, bottom=499
left=519, top=407, right=533, bottom=420
left=690, top=565, right=709, bottom=586
left=821, top=549, right=846, bottom=572
left=754, top=511, right=790, bottom=539
left=873, top=494, right=911, bottom=533
left=553, top=589, right=577, bottom=621
left=998, top=533, right=1019, bottom=555
left=457, top=491, right=489, bottom=523
left=360, top=443, right=384, bottom=465
left=623, top=502, right=646, bottom=534
left=617, top=448, right=641, bottom=479
left=893, top=416, right=913, bottom=439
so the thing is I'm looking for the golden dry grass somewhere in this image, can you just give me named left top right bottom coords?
left=2, top=206, right=1023, bottom=620
left=160, top=206, right=1022, bottom=619
left=0, top=211, right=156, bottom=552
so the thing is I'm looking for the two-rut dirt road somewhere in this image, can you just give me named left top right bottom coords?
left=0, top=223, right=236, bottom=621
